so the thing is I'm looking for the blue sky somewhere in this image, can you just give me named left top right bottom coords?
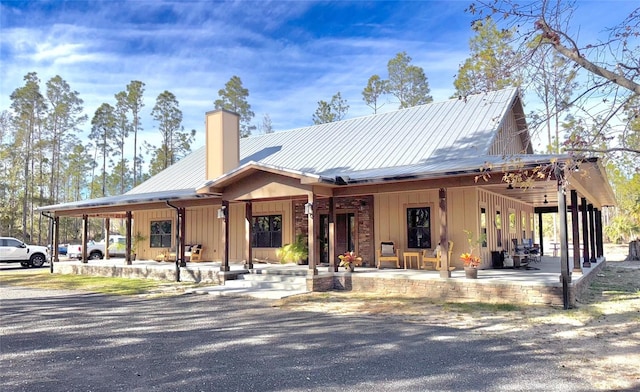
left=1, top=0, right=637, bottom=156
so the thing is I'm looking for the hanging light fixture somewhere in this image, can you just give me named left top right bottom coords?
left=543, top=195, right=548, bottom=204
left=304, top=202, right=313, bottom=216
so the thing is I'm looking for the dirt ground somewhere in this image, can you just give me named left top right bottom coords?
left=277, top=244, right=640, bottom=391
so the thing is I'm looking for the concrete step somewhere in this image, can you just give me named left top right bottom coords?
left=186, top=267, right=309, bottom=299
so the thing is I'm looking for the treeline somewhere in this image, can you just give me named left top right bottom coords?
left=2, top=11, right=639, bottom=245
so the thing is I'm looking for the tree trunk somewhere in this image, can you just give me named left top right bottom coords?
left=629, top=240, right=640, bottom=261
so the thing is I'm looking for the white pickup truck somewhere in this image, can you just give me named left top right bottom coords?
left=67, top=235, right=127, bottom=260
left=0, top=237, right=50, bottom=268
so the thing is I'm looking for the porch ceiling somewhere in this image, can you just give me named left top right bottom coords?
left=479, top=159, right=616, bottom=208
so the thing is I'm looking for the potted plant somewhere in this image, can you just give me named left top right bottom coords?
left=461, top=229, right=485, bottom=279
left=276, top=234, right=308, bottom=264
left=338, top=251, right=359, bottom=272
left=131, top=231, right=147, bottom=260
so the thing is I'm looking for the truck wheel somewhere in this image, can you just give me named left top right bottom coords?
left=89, top=251, right=103, bottom=260
left=30, top=253, right=46, bottom=268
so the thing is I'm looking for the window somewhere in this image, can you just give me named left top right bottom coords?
left=509, top=210, right=516, bottom=234
left=480, top=207, right=488, bottom=248
left=407, top=207, right=431, bottom=248
left=495, top=210, right=502, bottom=248
left=252, top=215, right=282, bottom=248
left=150, top=220, right=172, bottom=248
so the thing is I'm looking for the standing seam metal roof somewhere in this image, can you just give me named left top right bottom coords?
left=128, top=88, right=520, bottom=195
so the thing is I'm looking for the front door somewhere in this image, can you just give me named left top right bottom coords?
left=319, top=214, right=329, bottom=264
left=336, top=213, right=356, bottom=257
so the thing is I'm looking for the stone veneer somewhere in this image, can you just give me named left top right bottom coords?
left=307, top=259, right=607, bottom=307
left=294, top=195, right=374, bottom=265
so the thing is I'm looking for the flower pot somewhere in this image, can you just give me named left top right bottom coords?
left=464, top=266, right=478, bottom=279
left=346, top=264, right=355, bottom=273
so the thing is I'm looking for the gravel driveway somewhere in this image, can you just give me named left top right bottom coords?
left=1, top=287, right=593, bottom=392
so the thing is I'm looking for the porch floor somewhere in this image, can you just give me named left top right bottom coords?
left=52, top=254, right=605, bottom=304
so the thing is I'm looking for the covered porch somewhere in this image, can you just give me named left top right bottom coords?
left=51, top=253, right=607, bottom=306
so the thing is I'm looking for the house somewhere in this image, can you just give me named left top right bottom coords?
left=39, top=88, right=615, bottom=288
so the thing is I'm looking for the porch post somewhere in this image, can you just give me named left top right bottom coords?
left=245, top=201, right=253, bottom=270
left=179, top=207, right=186, bottom=267
left=595, top=209, right=604, bottom=259
left=51, top=216, right=59, bottom=273
left=328, top=197, right=337, bottom=272
left=125, top=211, right=132, bottom=265
left=557, top=176, right=571, bottom=309
left=588, top=204, right=597, bottom=264
left=81, top=214, right=88, bottom=263
left=570, top=190, right=581, bottom=273
left=581, top=198, right=591, bottom=268
left=104, top=218, right=110, bottom=260
left=438, top=188, right=450, bottom=278
left=220, top=200, right=230, bottom=272
left=307, top=193, right=318, bottom=276
left=538, top=212, right=544, bottom=256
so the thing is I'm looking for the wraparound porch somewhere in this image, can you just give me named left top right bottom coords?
left=50, top=254, right=607, bottom=306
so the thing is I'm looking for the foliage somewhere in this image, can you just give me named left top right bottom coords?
left=257, top=113, right=274, bottom=134
left=453, top=18, right=521, bottom=97
left=148, top=90, right=195, bottom=176
left=122, top=80, right=145, bottom=187
left=89, top=103, right=116, bottom=197
left=362, top=74, right=389, bottom=114
left=276, top=234, right=308, bottom=264
left=468, top=0, right=640, bottom=159
left=604, top=215, right=639, bottom=244
left=386, top=51, right=433, bottom=109
left=461, top=229, right=486, bottom=268
left=338, top=251, right=358, bottom=270
left=214, top=75, right=255, bottom=138
left=312, top=92, right=349, bottom=124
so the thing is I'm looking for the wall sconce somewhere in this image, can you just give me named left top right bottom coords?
left=304, top=202, right=313, bottom=216
left=543, top=195, right=548, bottom=204
left=438, top=188, right=446, bottom=201
left=360, top=200, right=367, bottom=211
left=217, top=205, right=227, bottom=219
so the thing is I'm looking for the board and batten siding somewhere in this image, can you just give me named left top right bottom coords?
left=132, top=209, right=175, bottom=261
left=247, top=200, right=293, bottom=263
left=132, top=200, right=293, bottom=263
left=477, top=188, right=534, bottom=268
left=488, top=109, right=526, bottom=155
left=374, top=189, right=441, bottom=259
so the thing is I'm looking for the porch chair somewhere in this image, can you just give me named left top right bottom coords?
left=421, top=240, right=455, bottom=271
left=188, top=244, right=203, bottom=262
left=377, top=242, right=400, bottom=269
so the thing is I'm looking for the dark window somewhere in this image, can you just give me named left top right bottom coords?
left=495, top=211, right=502, bottom=248
left=480, top=207, right=488, bottom=248
left=252, top=215, right=282, bottom=248
left=407, top=207, right=431, bottom=248
left=150, top=220, right=172, bottom=248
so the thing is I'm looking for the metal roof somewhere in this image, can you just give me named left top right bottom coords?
left=43, top=87, right=614, bottom=212
left=132, top=88, right=521, bottom=195
left=240, top=88, right=519, bottom=176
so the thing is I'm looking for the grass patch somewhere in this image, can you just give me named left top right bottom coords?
left=0, top=271, right=167, bottom=295
left=442, top=302, right=521, bottom=313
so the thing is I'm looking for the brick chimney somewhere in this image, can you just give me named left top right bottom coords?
left=205, top=109, right=240, bottom=180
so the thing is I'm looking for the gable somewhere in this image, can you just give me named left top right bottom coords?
left=487, top=94, right=533, bottom=155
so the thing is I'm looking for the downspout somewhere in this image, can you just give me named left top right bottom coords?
left=166, top=201, right=182, bottom=282
left=41, top=212, right=55, bottom=273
